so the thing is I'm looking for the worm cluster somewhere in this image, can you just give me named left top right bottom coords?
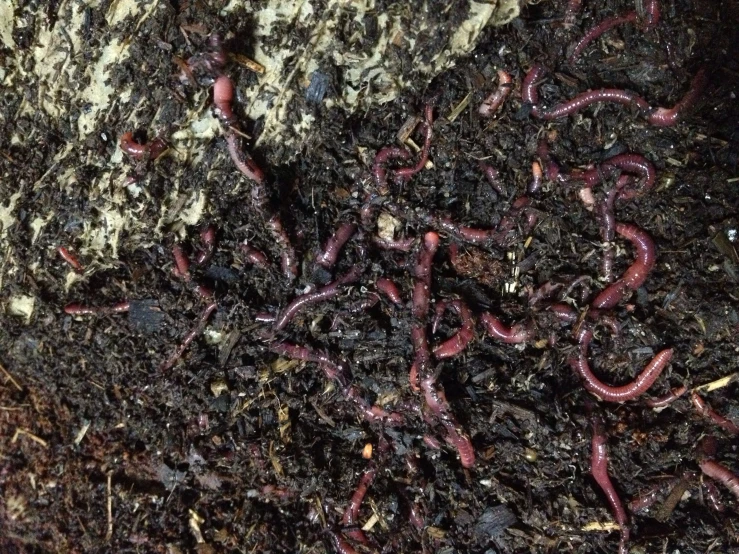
left=57, top=1, right=739, bottom=552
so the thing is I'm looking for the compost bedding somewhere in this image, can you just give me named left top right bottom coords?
left=1, top=1, right=739, bottom=553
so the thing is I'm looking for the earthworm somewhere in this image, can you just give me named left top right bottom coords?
left=119, top=132, right=168, bottom=161
left=480, top=162, right=504, bottom=195
left=64, top=302, right=130, bottom=316
left=563, top=0, right=583, bottom=26
left=410, top=232, right=475, bottom=467
left=213, top=75, right=237, bottom=126
left=372, top=235, right=415, bottom=252
left=646, top=68, right=708, bottom=126
left=628, top=472, right=694, bottom=512
left=394, top=104, right=434, bottom=182
left=423, top=434, right=441, bottom=449
left=172, top=245, right=191, bottom=278
left=372, top=146, right=411, bottom=193
left=271, top=342, right=401, bottom=425
left=342, top=468, right=376, bottom=526
left=645, top=385, right=687, bottom=408
left=478, top=70, right=513, bottom=117
left=582, top=154, right=656, bottom=199
left=571, top=330, right=673, bottom=402
left=266, top=216, right=298, bottom=281
left=226, top=132, right=265, bottom=184
left=408, top=502, right=425, bottom=529
left=691, top=392, right=739, bottom=435
left=642, top=0, right=660, bottom=28
left=432, top=300, right=475, bottom=359
left=699, top=459, right=739, bottom=501
left=527, top=161, right=543, bottom=194
left=327, top=530, right=359, bottom=554
left=317, top=223, right=356, bottom=268
left=592, top=223, right=656, bottom=309
left=590, top=418, right=629, bottom=554
left=480, top=312, right=532, bottom=343
left=550, top=302, right=578, bottom=324
left=568, top=12, right=638, bottom=63
left=376, top=278, right=403, bottom=305
left=57, top=246, right=83, bottom=272
left=273, top=266, right=362, bottom=330
left=240, top=244, right=270, bottom=268
left=703, top=480, right=726, bottom=512
left=160, top=301, right=217, bottom=371
left=195, top=225, right=216, bottom=265
left=524, top=65, right=706, bottom=126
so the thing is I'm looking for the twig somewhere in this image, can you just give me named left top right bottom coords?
left=105, top=471, right=113, bottom=541
left=11, top=428, right=48, bottom=447
left=0, top=363, right=22, bottom=391
left=693, top=373, right=737, bottom=393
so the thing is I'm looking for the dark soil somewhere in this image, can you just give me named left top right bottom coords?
left=2, top=1, right=739, bottom=553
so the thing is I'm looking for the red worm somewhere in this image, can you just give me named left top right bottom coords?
left=342, top=469, right=376, bottom=526
left=591, top=419, right=629, bottom=554
left=645, top=385, right=687, bottom=408
left=64, top=302, right=130, bottom=315
left=691, top=392, right=739, bottom=435
left=480, top=312, right=532, bottom=344
left=394, top=104, right=434, bottom=182
left=421, top=377, right=475, bottom=468
left=478, top=70, right=513, bottom=117
left=571, top=331, right=673, bottom=402
left=57, top=246, right=83, bottom=272
left=327, top=531, right=359, bottom=554
left=119, top=132, right=168, bottom=161
left=317, top=223, right=356, bottom=268
left=699, top=459, right=739, bottom=501
left=550, top=302, right=578, bottom=324
left=527, top=161, right=543, bottom=194
left=372, top=146, right=411, bottom=193
left=226, top=132, right=265, bottom=184
left=273, top=266, right=362, bottom=330
left=372, top=235, right=415, bottom=252
left=563, top=0, right=583, bottom=27
left=240, top=244, right=270, bottom=268
left=172, top=244, right=191, bottom=278
left=568, top=12, right=638, bottom=63
left=442, top=421, right=476, bottom=468
left=592, top=223, right=656, bottom=309
left=647, top=68, right=708, bottom=126
left=376, top=278, right=403, bottom=305
left=480, top=162, right=504, bottom=195
left=581, top=154, right=656, bottom=199
left=271, top=342, right=401, bottom=425
left=195, top=225, right=216, bottom=265
left=160, top=301, right=217, bottom=371
left=703, top=480, right=726, bottom=512
left=432, top=300, right=474, bottom=359
left=524, top=65, right=706, bottom=126
left=266, top=215, right=298, bottom=281
left=213, top=75, right=237, bottom=126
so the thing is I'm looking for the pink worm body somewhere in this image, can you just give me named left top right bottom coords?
left=591, top=420, right=629, bottom=554
left=240, top=244, right=270, bottom=268
left=478, top=70, right=513, bottom=117
left=394, top=104, right=434, bottom=182
left=700, top=460, right=739, bottom=501
left=213, top=75, right=237, bottom=126
left=571, top=329, right=673, bottom=402
left=119, top=132, right=168, bottom=161
left=372, top=146, right=411, bottom=192
left=160, top=301, right=217, bottom=371
left=432, top=300, right=475, bottom=359
left=375, top=278, right=403, bottom=305
left=273, top=266, right=361, bottom=330
left=480, top=313, right=532, bottom=343
left=645, top=385, right=687, bottom=408
left=317, top=223, right=356, bottom=268
left=568, top=12, right=638, bottom=63
left=57, top=246, right=83, bottom=272
left=523, top=65, right=706, bottom=127
left=581, top=154, right=656, bottom=199
left=691, top=392, right=739, bottom=435
left=342, top=468, right=376, bottom=526
left=226, top=133, right=265, bottom=184
left=592, top=223, right=656, bottom=309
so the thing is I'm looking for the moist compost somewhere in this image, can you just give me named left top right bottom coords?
left=1, top=1, right=739, bottom=553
